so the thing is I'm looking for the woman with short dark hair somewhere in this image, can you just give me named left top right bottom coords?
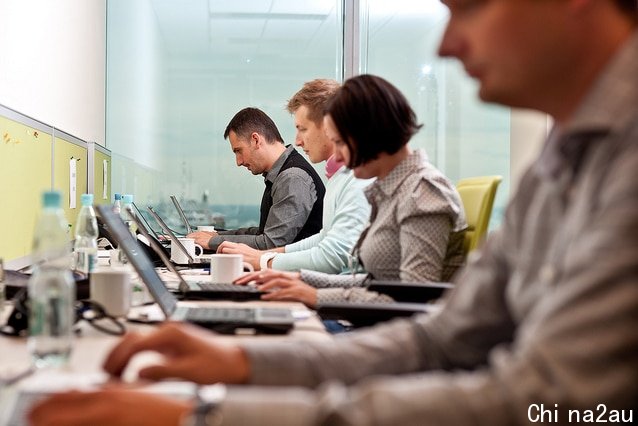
left=237, top=74, right=467, bottom=308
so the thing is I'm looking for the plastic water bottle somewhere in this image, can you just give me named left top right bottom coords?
left=121, top=194, right=137, bottom=235
left=113, top=193, right=122, bottom=215
left=28, top=191, right=76, bottom=368
left=73, top=194, right=98, bottom=274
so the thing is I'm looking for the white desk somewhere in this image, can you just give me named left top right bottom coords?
left=0, top=299, right=330, bottom=425
left=1, top=300, right=329, bottom=372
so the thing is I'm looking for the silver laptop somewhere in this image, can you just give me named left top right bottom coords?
left=126, top=207, right=263, bottom=301
left=132, top=202, right=164, bottom=241
left=146, top=205, right=210, bottom=266
left=96, top=205, right=294, bottom=335
left=170, top=195, right=194, bottom=234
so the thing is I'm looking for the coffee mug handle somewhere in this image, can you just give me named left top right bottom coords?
left=194, top=244, right=203, bottom=257
left=243, top=262, right=254, bottom=273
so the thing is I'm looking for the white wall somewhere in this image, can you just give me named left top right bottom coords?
left=0, top=0, right=106, bottom=144
left=510, top=110, right=549, bottom=193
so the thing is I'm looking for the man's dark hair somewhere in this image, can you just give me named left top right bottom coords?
left=326, top=74, right=422, bottom=168
left=223, top=107, right=284, bottom=144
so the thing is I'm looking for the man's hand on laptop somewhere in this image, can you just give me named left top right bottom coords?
left=103, top=322, right=251, bottom=385
left=187, top=231, right=217, bottom=250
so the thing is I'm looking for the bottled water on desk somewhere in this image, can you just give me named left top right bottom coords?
left=73, top=194, right=98, bottom=274
left=112, top=193, right=122, bottom=215
left=28, top=191, right=76, bottom=368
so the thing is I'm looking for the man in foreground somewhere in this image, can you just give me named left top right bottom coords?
left=30, top=1, right=638, bottom=424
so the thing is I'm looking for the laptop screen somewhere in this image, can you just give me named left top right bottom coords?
left=132, top=202, right=163, bottom=241
left=170, top=195, right=192, bottom=234
left=96, top=205, right=178, bottom=317
left=146, top=206, right=194, bottom=263
left=126, top=207, right=189, bottom=288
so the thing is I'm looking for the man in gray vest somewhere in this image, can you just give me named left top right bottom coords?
left=189, top=107, right=325, bottom=251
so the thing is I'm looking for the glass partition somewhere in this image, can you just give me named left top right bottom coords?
left=107, top=0, right=509, bottom=231
left=107, top=0, right=342, bottom=232
left=360, top=0, right=510, bottom=227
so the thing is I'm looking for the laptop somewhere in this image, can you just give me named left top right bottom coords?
left=170, top=195, right=194, bottom=234
left=132, top=202, right=168, bottom=247
left=126, top=206, right=263, bottom=301
left=96, top=205, right=294, bottom=335
left=146, top=205, right=211, bottom=267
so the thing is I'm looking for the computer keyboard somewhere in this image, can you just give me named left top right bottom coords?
left=184, top=307, right=256, bottom=322
left=197, top=283, right=259, bottom=293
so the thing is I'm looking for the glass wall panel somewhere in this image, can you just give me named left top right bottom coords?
left=107, top=0, right=342, bottom=232
left=361, top=0, right=510, bottom=228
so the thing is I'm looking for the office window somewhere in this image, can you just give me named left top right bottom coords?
left=107, top=0, right=342, bottom=231
left=107, top=0, right=509, bottom=231
left=360, top=0, right=510, bottom=228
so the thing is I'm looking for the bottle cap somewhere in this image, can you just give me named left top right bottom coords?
left=42, top=191, right=62, bottom=208
left=114, top=193, right=122, bottom=201
left=81, top=193, right=94, bottom=206
left=122, top=194, right=134, bottom=204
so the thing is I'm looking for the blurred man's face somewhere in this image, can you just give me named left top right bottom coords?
left=438, top=0, right=573, bottom=110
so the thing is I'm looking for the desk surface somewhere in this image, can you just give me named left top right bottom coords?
left=0, top=298, right=330, bottom=425
left=0, top=299, right=329, bottom=375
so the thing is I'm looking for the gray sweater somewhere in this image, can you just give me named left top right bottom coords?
left=216, top=32, right=638, bottom=425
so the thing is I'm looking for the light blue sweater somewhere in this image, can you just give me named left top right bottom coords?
left=271, top=166, right=371, bottom=273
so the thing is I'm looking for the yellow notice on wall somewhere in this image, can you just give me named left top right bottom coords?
left=0, top=116, right=52, bottom=261
left=53, top=137, right=87, bottom=240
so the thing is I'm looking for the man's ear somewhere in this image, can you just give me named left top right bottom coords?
left=251, top=132, right=262, bottom=147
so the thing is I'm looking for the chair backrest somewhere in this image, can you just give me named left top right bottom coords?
left=456, top=175, right=502, bottom=254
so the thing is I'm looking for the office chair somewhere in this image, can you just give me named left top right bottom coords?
left=317, top=176, right=503, bottom=329
left=456, top=175, right=502, bottom=254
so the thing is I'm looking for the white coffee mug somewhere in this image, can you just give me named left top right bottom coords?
left=171, top=238, right=203, bottom=264
left=90, top=269, right=132, bottom=317
left=210, top=254, right=254, bottom=283
left=196, top=225, right=216, bottom=232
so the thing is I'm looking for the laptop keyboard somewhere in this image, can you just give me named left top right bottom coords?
left=184, top=307, right=256, bottom=322
left=197, top=283, right=259, bottom=293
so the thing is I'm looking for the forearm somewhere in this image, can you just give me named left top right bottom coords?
left=209, top=233, right=277, bottom=251
left=275, top=211, right=369, bottom=273
left=273, top=241, right=351, bottom=274
left=219, top=372, right=516, bottom=426
left=284, top=231, right=323, bottom=253
left=300, top=269, right=368, bottom=289
left=316, top=288, right=394, bottom=305
left=241, top=316, right=433, bottom=388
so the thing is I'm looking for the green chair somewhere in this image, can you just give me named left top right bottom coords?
left=456, top=175, right=502, bottom=254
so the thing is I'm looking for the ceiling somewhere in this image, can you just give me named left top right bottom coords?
left=150, top=0, right=337, bottom=59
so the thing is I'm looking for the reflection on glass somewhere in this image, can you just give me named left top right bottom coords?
left=361, top=0, right=510, bottom=228
left=107, top=0, right=342, bottom=228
